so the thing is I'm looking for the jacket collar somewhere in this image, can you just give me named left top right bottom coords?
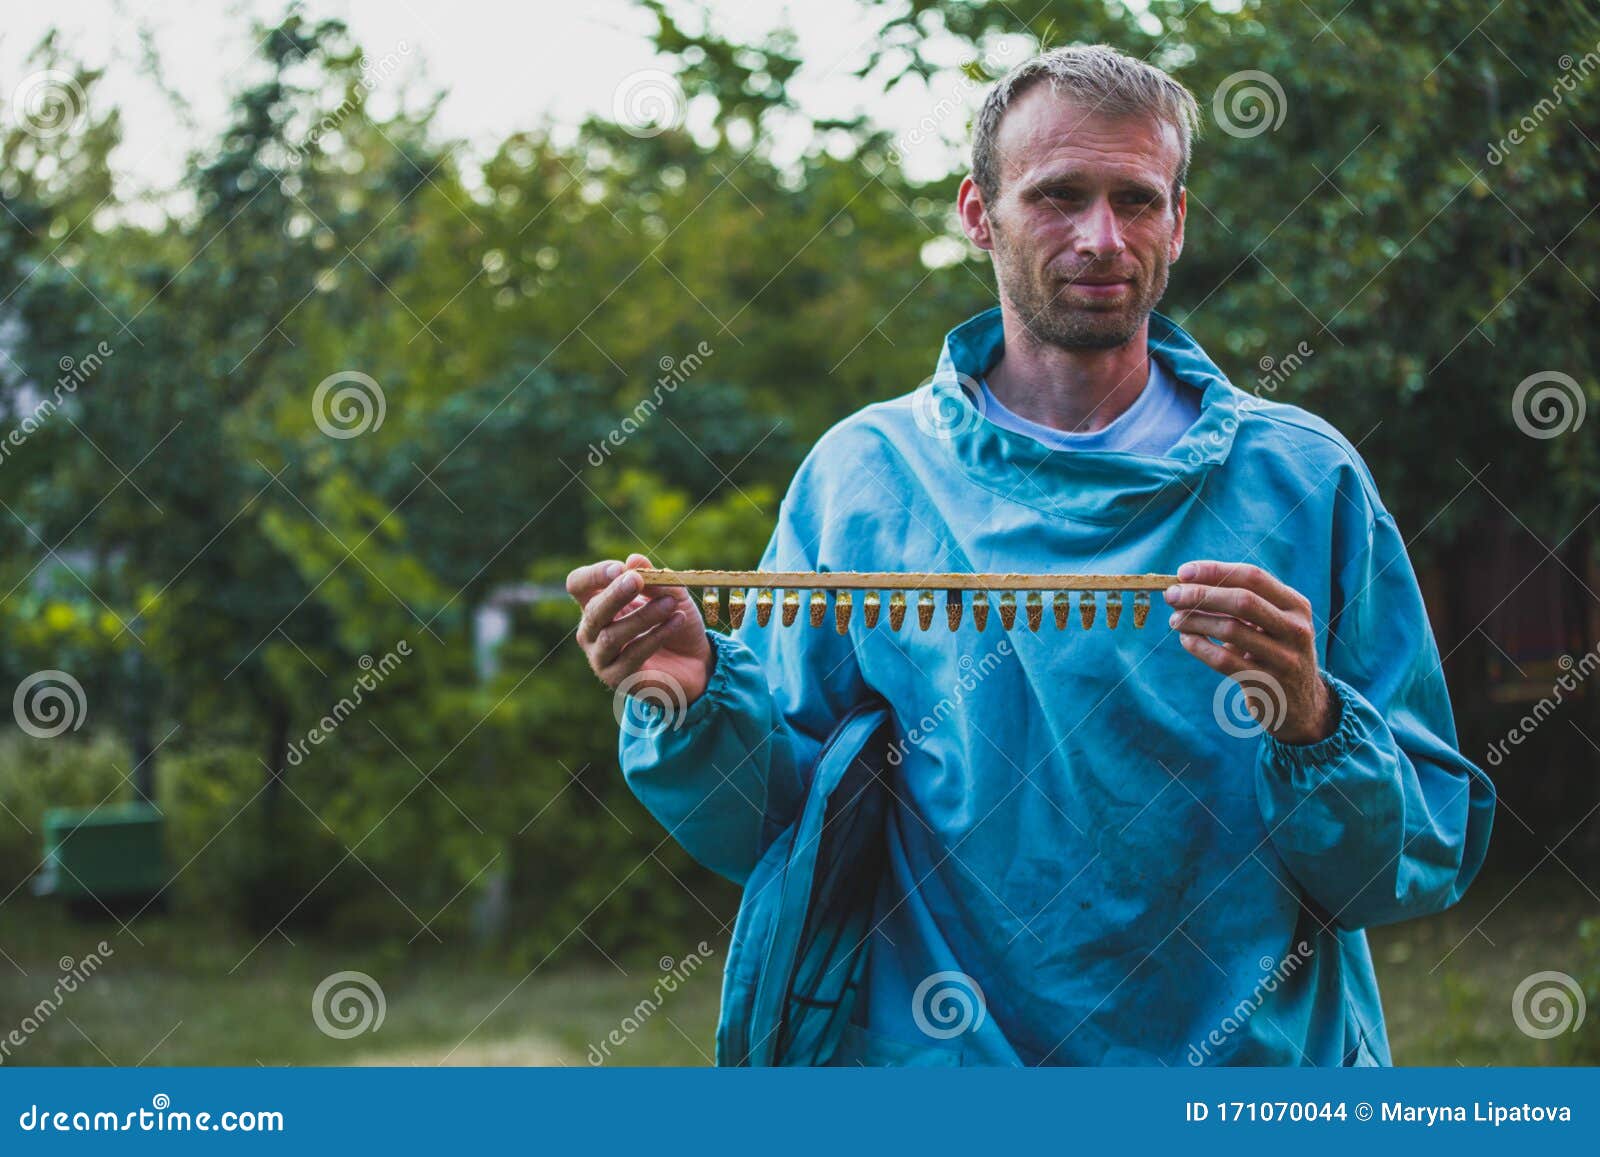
left=922, top=305, right=1245, bottom=525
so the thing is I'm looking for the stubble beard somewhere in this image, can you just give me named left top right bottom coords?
left=991, top=218, right=1172, bottom=352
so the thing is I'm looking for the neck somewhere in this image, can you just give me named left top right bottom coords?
left=985, top=308, right=1152, bottom=434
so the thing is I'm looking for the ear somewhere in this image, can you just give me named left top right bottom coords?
left=957, top=175, right=994, bottom=252
left=1169, top=185, right=1187, bottom=263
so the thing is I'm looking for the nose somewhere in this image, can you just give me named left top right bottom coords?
left=1075, top=196, right=1125, bottom=261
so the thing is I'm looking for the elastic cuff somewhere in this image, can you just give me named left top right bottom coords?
left=622, top=629, right=737, bottom=737
left=1260, top=672, right=1363, bottom=775
left=679, top=629, right=738, bottom=728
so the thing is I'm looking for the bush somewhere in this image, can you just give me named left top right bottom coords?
left=0, top=732, right=136, bottom=889
left=1561, top=918, right=1600, bottom=1064
left=4, top=650, right=739, bottom=963
left=156, top=745, right=352, bottom=933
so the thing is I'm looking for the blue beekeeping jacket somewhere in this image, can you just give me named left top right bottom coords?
left=618, top=306, right=1495, bottom=1066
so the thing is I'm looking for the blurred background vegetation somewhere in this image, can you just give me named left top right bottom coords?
left=1, top=0, right=1597, bottom=1065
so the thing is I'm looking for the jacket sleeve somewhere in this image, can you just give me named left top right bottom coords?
left=1255, top=505, right=1496, bottom=931
left=617, top=490, right=868, bottom=885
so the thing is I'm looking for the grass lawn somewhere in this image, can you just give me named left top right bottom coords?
left=1, top=868, right=1591, bottom=1066
left=0, top=899, right=723, bottom=1067
left=1366, top=868, right=1595, bottom=1065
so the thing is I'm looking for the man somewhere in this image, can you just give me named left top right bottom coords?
left=568, top=44, right=1494, bottom=1065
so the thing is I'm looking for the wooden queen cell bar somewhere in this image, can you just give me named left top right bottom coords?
left=635, top=568, right=1178, bottom=634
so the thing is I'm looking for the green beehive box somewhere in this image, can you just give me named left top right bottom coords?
left=34, top=802, right=166, bottom=901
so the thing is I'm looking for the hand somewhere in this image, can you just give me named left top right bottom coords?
left=567, top=552, right=712, bottom=703
left=1164, top=559, right=1338, bottom=745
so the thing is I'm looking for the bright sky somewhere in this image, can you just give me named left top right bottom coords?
left=0, top=0, right=1058, bottom=200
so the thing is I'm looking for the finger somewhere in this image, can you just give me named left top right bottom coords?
left=1176, top=560, right=1308, bottom=614
left=567, top=559, right=625, bottom=606
left=624, top=552, right=692, bottom=610
left=1170, top=610, right=1291, bottom=668
left=1177, top=601, right=1286, bottom=646
left=1164, top=582, right=1295, bottom=639
left=599, top=611, right=685, bottom=684
left=1177, top=630, right=1253, bottom=677
left=578, top=568, right=648, bottom=645
left=591, top=594, right=679, bottom=668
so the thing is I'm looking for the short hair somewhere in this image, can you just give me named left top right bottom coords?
left=971, top=44, right=1203, bottom=203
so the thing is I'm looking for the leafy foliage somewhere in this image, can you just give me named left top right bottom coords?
left=1, top=2, right=1596, bottom=958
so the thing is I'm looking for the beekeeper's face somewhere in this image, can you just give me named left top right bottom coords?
left=963, top=87, right=1187, bottom=351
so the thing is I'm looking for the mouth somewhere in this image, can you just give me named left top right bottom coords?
left=1057, top=266, right=1134, bottom=286
left=1065, top=277, right=1132, bottom=299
